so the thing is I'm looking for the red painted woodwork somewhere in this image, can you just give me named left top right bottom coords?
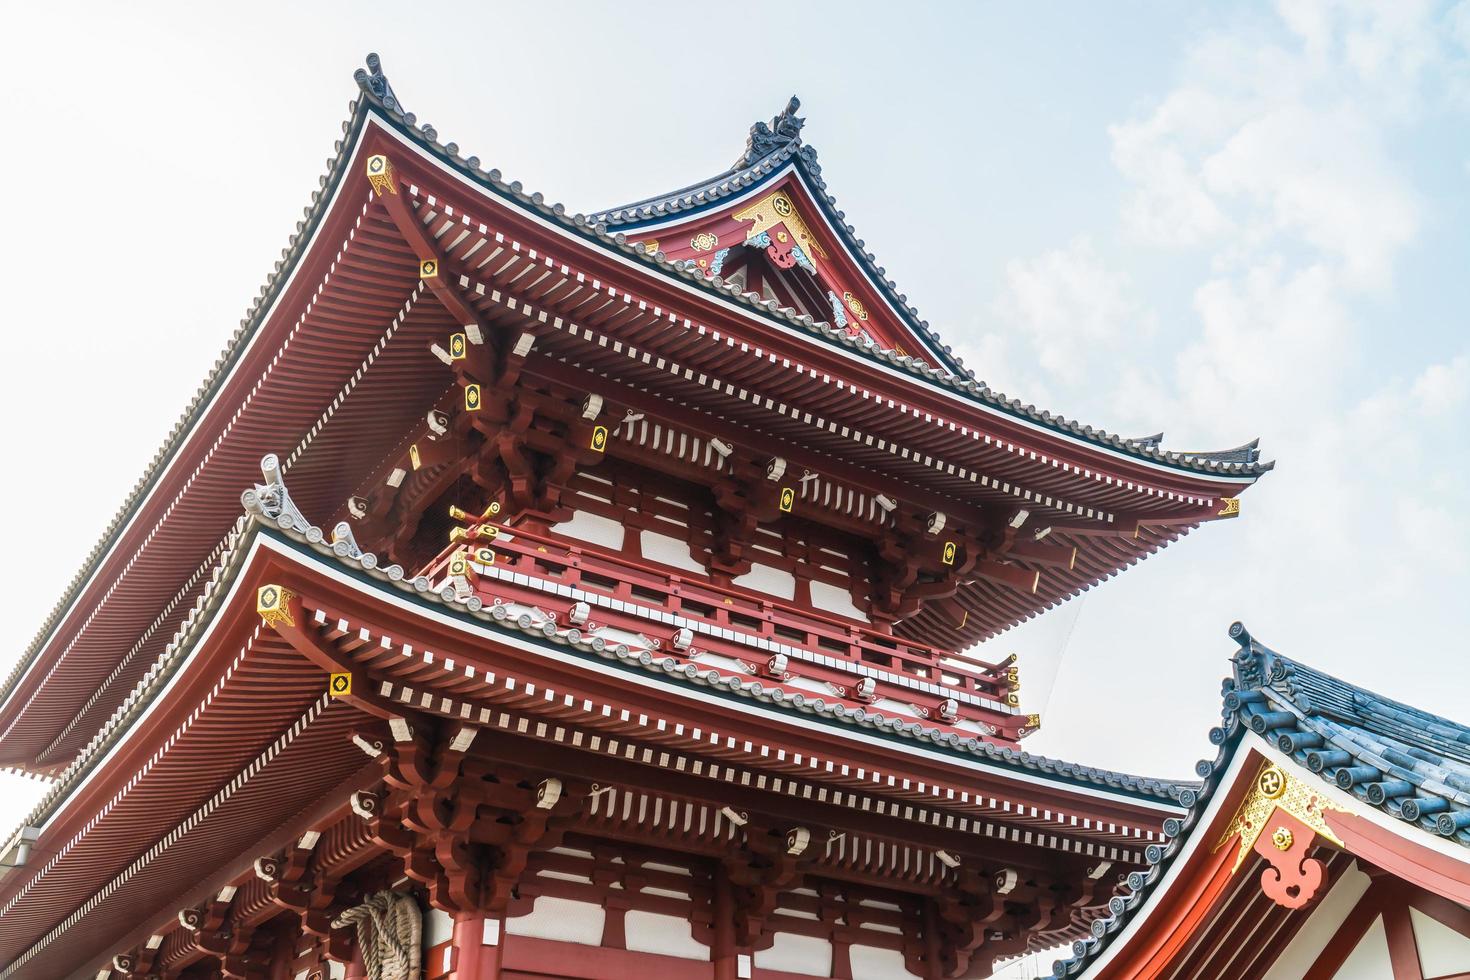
left=1253, top=809, right=1328, bottom=909
left=1327, top=810, right=1470, bottom=907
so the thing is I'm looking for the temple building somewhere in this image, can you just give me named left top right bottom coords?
left=15, top=52, right=1454, bottom=980
left=1052, top=625, right=1470, bottom=980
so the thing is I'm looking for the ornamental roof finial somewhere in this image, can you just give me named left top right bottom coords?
left=354, top=52, right=404, bottom=115
left=739, top=95, right=805, bottom=168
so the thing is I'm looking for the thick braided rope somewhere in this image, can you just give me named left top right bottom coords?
left=332, top=891, right=422, bottom=980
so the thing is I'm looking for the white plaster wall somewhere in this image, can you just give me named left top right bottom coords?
left=755, top=933, right=833, bottom=976
left=849, top=944, right=919, bottom=979
left=553, top=510, right=626, bottom=550
left=641, top=529, right=706, bottom=573
left=423, top=907, right=455, bottom=947
left=624, top=910, right=709, bottom=960
left=1411, top=906, right=1470, bottom=975
left=732, top=563, right=796, bottom=600
left=1263, top=861, right=1372, bottom=980
left=809, top=580, right=867, bottom=622
left=505, top=896, right=605, bottom=945
left=1334, top=917, right=1392, bottom=979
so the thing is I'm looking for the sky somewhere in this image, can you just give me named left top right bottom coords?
left=0, top=4, right=1467, bottom=967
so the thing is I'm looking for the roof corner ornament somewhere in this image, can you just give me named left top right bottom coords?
left=242, top=453, right=311, bottom=534
left=1215, top=760, right=1344, bottom=909
left=366, top=154, right=398, bottom=197
left=740, top=95, right=805, bottom=167
left=256, top=585, right=296, bottom=630
left=354, top=52, right=404, bottom=114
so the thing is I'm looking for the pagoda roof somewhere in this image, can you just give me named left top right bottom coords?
left=1049, top=623, right=1470, bottom=977
left=0, top=54, right=1268, bottom=776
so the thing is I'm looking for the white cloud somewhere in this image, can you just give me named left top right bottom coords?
left=994, top=2, right=1470, bottom=773
left=1201, top=105, right=1419, bottom=287
left=987, top=237, right=1155, bottom=390
left=1411, top=352, right=1470, bottom=415
left=1108, top=2, right=1439, bottom=290
left=1111, top=89, right=1237, bottom=246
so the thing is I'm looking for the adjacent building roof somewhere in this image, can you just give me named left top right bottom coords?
left=1050, top=622, right=1470, bottom=977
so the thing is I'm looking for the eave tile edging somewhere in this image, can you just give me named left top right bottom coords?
left=265, top=509, right=1191, bottom=807
left=0, top=517, right=258, bottom=860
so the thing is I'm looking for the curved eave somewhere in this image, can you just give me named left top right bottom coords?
left=0, top=94, right=386, bottom=752
left=4, top=515, right=1188, bottom=867
left=265, top=523, right=1193, bottom=810
left=353, top=96, right=1270, bottom=487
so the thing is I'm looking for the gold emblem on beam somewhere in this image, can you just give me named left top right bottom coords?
left=1218, top=497, right=1241, bottom=518
left=366, top=155, right=397, bottom=196
left=449, top=333, right=467, bottom=360
left=409, top=444, right=422, bottom=469
left=590, top=425, right=608, bottom=452
left=465, top=384, right=482, bottom=412
left=843, top=291, right=869, bottom=321
left=419, top=258, right=439, bottom=279
left=256, top=585, right=295, bottom=629
left=779, top=487, right=795, bottom=513
left=1216, top=761, right=1344, bottom=872
left=941, top=541, right=957, bottom=566
left=329, top=672, right=352, bottom=697
left=734, top=191, right=829, bottom=262
left=690, top=232, right=719, bottom=252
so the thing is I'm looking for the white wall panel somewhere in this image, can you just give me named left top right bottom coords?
left=553, top=510, right=626, bottom=550
left=733, top=564, right=796, bottom=600
left=850, top=944, right=919, bottom=979
left=641, top=530, right=705, bottom=573
left=810, top=580, right=868, bottom=622
left=1411, top=905, right=1470, bottom=976
left=624, top=910, right=709, bottom=960
left=505, top=896, right=605, bottom=945
left=755, top=933, right=833, bottom=976
left=1333, top=917, right=1391, bottom=979
left=1264, top=861, right=1371, bottom=980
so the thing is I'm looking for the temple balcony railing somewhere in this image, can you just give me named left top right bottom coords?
left=420, top=522, right=1028, bottom=743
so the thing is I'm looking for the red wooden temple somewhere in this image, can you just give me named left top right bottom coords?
left=0, top=56, right=1275, bottom=980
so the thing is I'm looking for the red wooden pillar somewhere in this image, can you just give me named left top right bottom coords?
left=711, top=865, right=753, bottom=980
left=345, top=943, right=368, bottom=980
left=449, top=910, right=505, bottom=980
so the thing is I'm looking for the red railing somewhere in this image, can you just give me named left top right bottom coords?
left=422, top=522, right=1018, bottom=711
